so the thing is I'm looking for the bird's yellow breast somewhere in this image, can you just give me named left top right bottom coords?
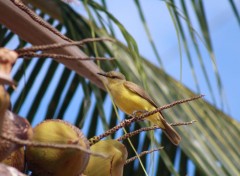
left=106, top=80, right=163, bottom=128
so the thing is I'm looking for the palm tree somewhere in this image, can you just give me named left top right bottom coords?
left=0, top=0, right=239, bottom=175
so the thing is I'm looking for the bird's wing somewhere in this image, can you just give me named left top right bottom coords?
left=123, top=81, right=158, bottom=108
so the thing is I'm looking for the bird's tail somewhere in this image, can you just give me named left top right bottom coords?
left=160, top=116, right=181, bottom=145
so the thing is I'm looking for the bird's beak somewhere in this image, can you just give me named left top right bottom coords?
left=97, top=72, right=108, bottom=77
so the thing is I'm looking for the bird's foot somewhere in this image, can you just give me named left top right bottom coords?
left=131, top=110, right=148, bottom=118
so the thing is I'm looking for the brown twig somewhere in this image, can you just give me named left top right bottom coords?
left=16, top=37, right=115, bottom=53
left=88, top=117, right=134, bottom=146
left=117, top=120, right=197, bottom=141
left=89, top=95, right=203, bottom=145
left=117, top=126, right=158, bottom=141
left=141, top=95, right=204, bottom=119
left=0, top=133, right=106, bottom=158
left=125, top=147, right=164, bottom=165
left=10, top=0, right=71, bottom=42
left=18, top=52, right=114, bottom=61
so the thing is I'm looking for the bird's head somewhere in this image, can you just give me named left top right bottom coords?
left=97, top=71, right=126, bottom=82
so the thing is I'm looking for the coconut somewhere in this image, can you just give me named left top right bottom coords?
left=0, top=111, right=32, bottom=161
left=26, top=119, right=90, bottom=176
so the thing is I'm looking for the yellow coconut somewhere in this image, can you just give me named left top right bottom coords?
left=84, top=139, right=128, bottom=176
left=26, top=119, right=89, bottom=176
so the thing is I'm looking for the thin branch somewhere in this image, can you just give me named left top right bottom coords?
left=16, top=37, right=115, bottom=53
left=89, top=95, right=203, bottom=145
left=117, top=120, right=197, bottom=141
left=125, top=147, right=164, bottom=165
left=9, top=0, right=71, bottom=42
left=0, top=133, right=106, bottom=158
left=117, top=126, right=158, bottom=141
left=18, top=52, right=114, bottom=61
left=88, top=117, right=134, bottom=145
left=141, top=95, right=204, bottom=119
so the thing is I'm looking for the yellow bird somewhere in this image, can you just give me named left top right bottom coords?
left=98, top=71, right=181, bottom=145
